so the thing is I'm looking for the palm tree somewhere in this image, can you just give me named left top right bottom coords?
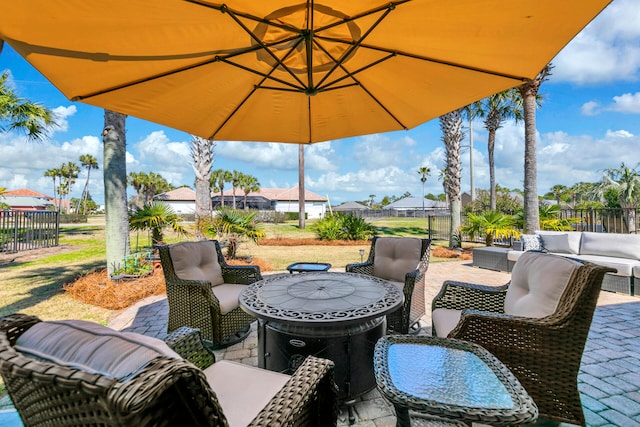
left=460, top=210, right=519, bottom=246
left=43, top=167, right=62, bottom=210
left=190, top=136, right=215, bottom=235
left=482, top=89, right=523, bottom=210
left=518, top=64, right=551, bottom=233
left=440, top=108, right=464, bottom=248
left=230, top=170, right=242, bottom=209
left=593, top=163, right=640, bottom=233
left=60, top=161, right=80, bottom=214
left=549, top=184, right=568, bottom=207
left=369, top=194, right=376, bottom=208
left=210, top=169, right=231, bottom=207
left=240, top=174, right=260, bottom=210
left=417, top=166, right=431, bottom=216
left=0, top=71, right=58, bottom=140
left=204, top=207, right=266, bottom=259
left=103, top=110, right=130, bottom=276
left=463, top=101, right=484, bottom=201
left=129, top=201, right=187, bottom=245
left=127, top=171, right=146, bottom=208
left=79, top=154, right=98, bottom=215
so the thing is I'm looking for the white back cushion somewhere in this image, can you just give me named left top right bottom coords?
left=372, top=237, right=422, bottom=283
left=536, top=231, right=581, bottom=254
left=170, top=241, right=224, bottom=286
left=580, top=232, right=640, bottom=260
left=504, top=252, right=581, bottom=318
left=15, top=320, right=179, bottom=379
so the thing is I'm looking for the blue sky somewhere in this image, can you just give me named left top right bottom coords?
left=1, top=0, right=640, bottom=206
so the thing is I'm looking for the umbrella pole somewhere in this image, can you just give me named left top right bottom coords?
left=298, top=144, right=305, bottom=229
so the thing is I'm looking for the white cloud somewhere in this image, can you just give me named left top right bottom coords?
left=581, top=101, right=600, bottom=116
left=51, top=105, right=77, bottom=132
left=610, top=92, right=640, bottom=113
left=553, top=0, right=640, bottom=84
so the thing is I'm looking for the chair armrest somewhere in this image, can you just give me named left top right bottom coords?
left=221, top=265, right=262, bottom=284
left=432, top=280, right=509, bottom=312
left=345, top=261, right=374, bottom=276
left=0, top=313, right=40, bottom=345
left=165, top=327, right=216, bottom=370
left=248, top=356, right=338, bottom=427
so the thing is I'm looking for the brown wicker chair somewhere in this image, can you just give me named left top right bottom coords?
left=346, top=236, right=431, bottom=334
left=431, top=252, right=614, bottom=426
left=158, top=240, right=261, bottom=349
left=0, top=313, right=338, bottom=427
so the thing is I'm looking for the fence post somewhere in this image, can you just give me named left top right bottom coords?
left=427, top=215, right=432, bottom=240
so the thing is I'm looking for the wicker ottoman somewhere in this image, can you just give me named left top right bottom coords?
left=472, top=247, right=514, bottom=272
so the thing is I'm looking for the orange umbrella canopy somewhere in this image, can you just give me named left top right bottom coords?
left=1, top=0, right=611, bottom=143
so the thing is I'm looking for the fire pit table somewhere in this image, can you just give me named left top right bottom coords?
left=239, top=272, right=403, bottom=424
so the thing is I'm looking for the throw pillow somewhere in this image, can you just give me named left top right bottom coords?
left=521, top=234, right=544, bottom=251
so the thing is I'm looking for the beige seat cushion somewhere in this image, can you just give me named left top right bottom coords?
left=213, top=283, right=247, bottom=314
left=15, top=320, right=179, bottom=379
left=431, top=308, right=462, bottom=337
left=504, top=251, right=581, bottom=317
left=204, top=360, right=290, bottom=427
left=372, top=237, right=422, bottom=283
left=170, top=241, right=224, bottom=287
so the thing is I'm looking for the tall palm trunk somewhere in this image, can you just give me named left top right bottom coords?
left=518, top=66, right=550, bottom=233
left=484, top=112, right=501, bottom=211
left=103, top=110, right=130, bottom=276
left=440, top=109, right=464, bottom=248
left=191, top=137, right=215, bottom=239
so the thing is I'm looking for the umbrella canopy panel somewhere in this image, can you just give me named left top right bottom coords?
left=0, top=0, right=611, bottom=143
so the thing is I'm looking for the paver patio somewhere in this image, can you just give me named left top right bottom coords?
left=2, top=260, right=639, bottom=426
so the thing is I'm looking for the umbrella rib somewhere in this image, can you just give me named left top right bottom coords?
left=315, top=6, right=393, bottom=90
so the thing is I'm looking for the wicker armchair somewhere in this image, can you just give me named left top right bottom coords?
left=431, top=252, right=614, bottom=426
left=0, top=313, right=338, bottom=427
left=346, top=236, right=431, bottom=334
left=158, top=240, right=261, bottom=349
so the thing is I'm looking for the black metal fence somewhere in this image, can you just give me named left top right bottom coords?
left=337, top=207, right=640, bottom=244
left=0, top=210, right=59, bottom=253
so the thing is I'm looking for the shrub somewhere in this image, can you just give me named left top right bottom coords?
left=314, top=213, right=375, bottom=241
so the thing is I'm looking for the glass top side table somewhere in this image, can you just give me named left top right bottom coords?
left=374, top=335, right=538, bottom=426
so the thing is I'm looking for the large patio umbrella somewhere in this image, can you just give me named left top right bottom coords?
left=0, top=0, right=611, bottom=144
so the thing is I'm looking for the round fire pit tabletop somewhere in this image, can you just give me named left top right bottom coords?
left=239, top=272, right=404, bottom=326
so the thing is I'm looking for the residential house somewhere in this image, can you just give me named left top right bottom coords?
left=153, top=187, right=197, bottom=214
left=1, top=189, right=55, bottom=211
left=213, top=186, right=327, bottom=219
left=383, top=197, right=448, bottom=213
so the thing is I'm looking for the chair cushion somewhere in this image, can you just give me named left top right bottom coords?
left=170, top=241, right=224, bottom=287
left=15, top=320, right=180, bottom=379
left=212, top=283, right=247, bottom=314
left=372, top=237, right=422, bottom=283
left=580, top=232, right=640, bottom=260
left=504, top=252, right=582, bottom=318
left=431, top=308, right=462, bottom=338
left=204, top=360, right=290, bottom=427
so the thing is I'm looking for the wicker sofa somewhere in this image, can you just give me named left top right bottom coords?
left=508, top=231, right=640, bottom=295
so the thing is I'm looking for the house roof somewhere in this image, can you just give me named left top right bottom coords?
left=154, top=187, right=196, bottom=201
left=333, top=201, right=368, bottom=211
left=3, top=188, right=53, bottom=200
left=1, top=196, right=54, bottom=208
left=218, top=186, right=327, bottom=202
left=383, top=197, right=447, bottom=209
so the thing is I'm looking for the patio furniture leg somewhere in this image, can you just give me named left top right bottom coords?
left=394, top=404, right=411, bottom=427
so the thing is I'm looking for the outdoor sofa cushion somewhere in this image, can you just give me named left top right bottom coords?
left=15, top=320, right=180, bottom=379
left=580, top=231, right=640, bottom=260
left=372, top=237, right=422, bottom=283
left=521, top=234, right=544, bottom=251
left=535, top=231, right=581, bottom=254
left=433, top=252, right=581, bottom=337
